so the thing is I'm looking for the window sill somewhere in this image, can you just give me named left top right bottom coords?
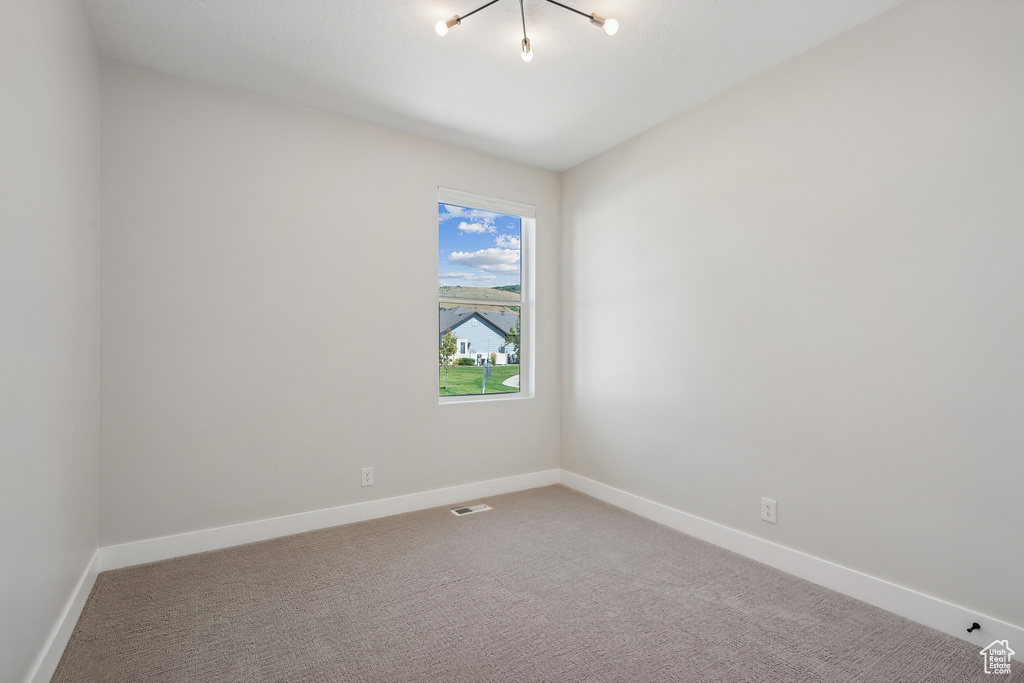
left=439, top=392, right=532, bottom=405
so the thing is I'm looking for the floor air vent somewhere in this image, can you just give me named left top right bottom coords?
left=451, top=504, right=491, bottom=516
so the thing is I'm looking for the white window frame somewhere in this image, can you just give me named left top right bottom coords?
left=438, top=187, right=534, bottom=403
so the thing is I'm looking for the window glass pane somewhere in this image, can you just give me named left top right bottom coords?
left=438, top=202, right=521, bottom=302
left=439, top=303, right=520, bottom=396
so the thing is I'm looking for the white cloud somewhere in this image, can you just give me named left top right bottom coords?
left=441, top=206, right=502, bottom=236
left=495, top=234, right=520, bottom=249
left=441, top=206, right=500, bottom=224
left=448, top=248, right=521, bottom=274
left=458, top=221, right=495, bottom=234
left=441, top=206, right=469, bottom=219
left=439, top=272, right=497, bottom=282
left=478, top=263, right=520, bottom=274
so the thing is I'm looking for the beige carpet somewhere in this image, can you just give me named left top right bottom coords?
left=54, top=485, right=1004, bottom=682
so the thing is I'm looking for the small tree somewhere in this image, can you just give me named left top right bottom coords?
left=440, top=328, right=458, bottom=390
left=504, top=318, right=520, bottom=364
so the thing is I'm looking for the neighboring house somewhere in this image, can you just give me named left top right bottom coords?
left=440, top=306, right=517, bottom=365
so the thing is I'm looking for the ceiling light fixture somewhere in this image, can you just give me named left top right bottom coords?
left=435, top=0, right=619, bottom=63
left=519, top=1, right=533, bottom=62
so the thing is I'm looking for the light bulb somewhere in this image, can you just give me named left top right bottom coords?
left=435, top=16, right=460, bottom=37
left=590, top=13, right=618, bottom=36
left=521, top=37, right=533, bottom=62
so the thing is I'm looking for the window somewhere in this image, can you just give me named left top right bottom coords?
left=438, top=188, right=533, bottom=400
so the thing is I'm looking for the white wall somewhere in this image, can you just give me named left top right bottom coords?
left=562, top=0, right=1024, bottom=628
left=100, top=61, right=561, bottom=546
left=0, top=1, right=101, bottom=681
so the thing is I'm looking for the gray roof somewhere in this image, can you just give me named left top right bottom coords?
left=439, top=306, right=517, bottom=337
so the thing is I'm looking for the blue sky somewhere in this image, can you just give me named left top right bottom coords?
left=438, top=203, right=521, bottom=289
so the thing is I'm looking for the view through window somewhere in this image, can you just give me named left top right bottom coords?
left=438, top=201, right=522, bottom=397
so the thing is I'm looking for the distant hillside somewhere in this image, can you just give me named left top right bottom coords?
left=439, top=285, right=520, bottom=302
left=440, top=302, right=519, bottom=315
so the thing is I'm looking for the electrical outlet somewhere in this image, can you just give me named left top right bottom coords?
left=761, top=497, right=777, bottom=524
left=361, top=467, right=374, bottom=487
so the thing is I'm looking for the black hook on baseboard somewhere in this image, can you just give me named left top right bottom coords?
left=967, top=622, right=981, bottom=633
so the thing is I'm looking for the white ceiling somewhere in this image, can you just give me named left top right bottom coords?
left=82, top=0, right=907, bottom=171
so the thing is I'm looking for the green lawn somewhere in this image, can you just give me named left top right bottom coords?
left=440, top=365, right=520, bottom=396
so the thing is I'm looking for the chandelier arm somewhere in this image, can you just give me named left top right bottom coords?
left=542, top=0, right=593, bottom=20
left=459, top=0, right=504, bottom=22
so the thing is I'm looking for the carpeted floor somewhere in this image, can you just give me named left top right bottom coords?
left=53, top=485, right=1006, bottom=682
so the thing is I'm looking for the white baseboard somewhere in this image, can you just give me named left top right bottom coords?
left=25, top=549, right=100, bottom=683
left=100, top=469, right=561, bottom=571
left=558, top=469, right=1023, bottom=650
left=37, top=467, right=1020, bottom=683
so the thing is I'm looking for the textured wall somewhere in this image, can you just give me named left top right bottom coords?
left=100, top=61, right=561, bottom=546
left=0, top=1, right=101, bottom=681
left=561, top=0, right=1024, bottom=627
